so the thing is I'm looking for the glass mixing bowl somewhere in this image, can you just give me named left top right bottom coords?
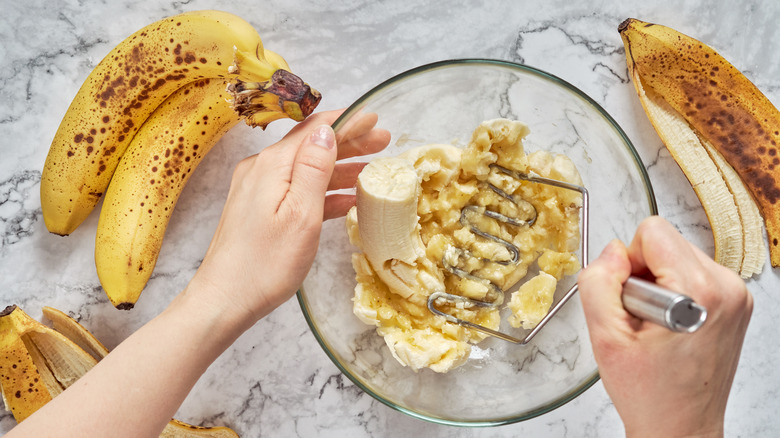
left=297, top=59, right=656, bottom=426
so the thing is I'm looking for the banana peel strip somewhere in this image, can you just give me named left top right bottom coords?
left=631, top=74, right=765, bottom=278
left=699, top=141, right=765, bottom=277
left=0, top=305, right=238, bottom=437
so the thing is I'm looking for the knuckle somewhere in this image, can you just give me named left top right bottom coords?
left=694, top=264, right=753, bottom=317
left=234, top=155, right=255, bottom=174
left=636, top=215, right=665, bottom=236
left=298, top=151, right=332, bottom=176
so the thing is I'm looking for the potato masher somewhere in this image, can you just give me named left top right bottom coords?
left=427, top=164, right=707, bottom=344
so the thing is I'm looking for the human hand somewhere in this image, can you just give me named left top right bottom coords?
left=185, top=109, right=390, bottom=327
left=577, top=216, right=753, bottom=437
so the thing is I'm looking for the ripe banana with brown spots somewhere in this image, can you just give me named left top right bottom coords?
left=620, top=18, right=773, bottom=276
left=41, top=10, right=320, bottom=236
left=95, top=48, right=302, bottom=309
left=94, top=78, right=239, bottom=309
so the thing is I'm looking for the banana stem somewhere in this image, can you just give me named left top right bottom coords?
left=229, top=48, right=278, bottom=79
left=227, top=70, right=321, bottom=128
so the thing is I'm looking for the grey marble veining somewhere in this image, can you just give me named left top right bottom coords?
left=1, top=0, right=779, bottom=436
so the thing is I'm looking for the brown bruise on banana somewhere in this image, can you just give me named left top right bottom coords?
left=622, top=18, right=780, bottom=252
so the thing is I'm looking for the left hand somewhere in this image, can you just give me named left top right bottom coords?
left=186, top=109, right=390, bottom=326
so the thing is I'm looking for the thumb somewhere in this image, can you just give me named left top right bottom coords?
left=287, top=124, right=338, bottom=217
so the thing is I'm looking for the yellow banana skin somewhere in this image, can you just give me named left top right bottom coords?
left=41, top=10, right=298, bottom=236
left=0, top=306, right=53, bottom=422
left=620, top=18, right=780, bottom=266
left=94, top=78, right=239, bottom=309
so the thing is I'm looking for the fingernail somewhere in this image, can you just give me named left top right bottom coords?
left=310, top=125, right=335, bottom=150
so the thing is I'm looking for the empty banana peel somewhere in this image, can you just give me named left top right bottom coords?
left=620, top=18, right=771, bottom=276
left=0, top=306, right=53, bottom=421
left=42, top=307, right=109, bottom=362
left=0, top=305, right=238, bottom=437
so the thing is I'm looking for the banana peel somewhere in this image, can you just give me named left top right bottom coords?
left=620, top=18, right=771, bottom=276
left=0, top=305, right=238, bottom=437
left=0, top=308, right=53, bottom=421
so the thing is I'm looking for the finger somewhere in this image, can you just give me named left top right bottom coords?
left=268, top=110, right=346, bottom=153
left=284, top=124, right=338, bottom=220
left=328, top=162, right=366, bottom=191
left=335, top=111, right=380, bottom=143
left=252, top=112, right=343, bottom=191
left=337, top=128, right=392, bottom=160
left=578, top=239, right=636, bottom=331
left=626, top=216, right=706, bottom=296
left=323, top=194, right=356, bottom=221
left=628, top=216, right=754, bottom=326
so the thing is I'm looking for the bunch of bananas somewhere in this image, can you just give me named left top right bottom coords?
left=0, top=304, right=237, bottom=436
left=620, top=18, right=780, bottom=278
left=40, top=10, right=321, bottom=309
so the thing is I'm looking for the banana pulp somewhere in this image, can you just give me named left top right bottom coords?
left=346, top=119, right=582, bottom=373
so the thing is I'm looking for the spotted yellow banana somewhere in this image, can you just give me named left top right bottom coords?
left=42, top=10, right=320, bottom=236
left=93, top=47, right=305, bottom=309
left=620, top=18, right=770, bottom=275
left=93, top=77, right=237, bottom=309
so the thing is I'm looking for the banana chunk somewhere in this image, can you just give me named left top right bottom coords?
left=356, top=157, right=431, bottom=299
left=508, top=272, right=557, bottom=330
left=347, top=119, right=582, bottom=373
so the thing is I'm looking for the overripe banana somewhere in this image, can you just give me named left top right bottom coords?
left=96, top=48, right=303, bottom=309
left=620, top=18, right=771, bottom=275
left=41, top=10, right=320, bottom=236
left=0, top=305, right=238, bottom=437
left=94, top=77, right=239, bottom=309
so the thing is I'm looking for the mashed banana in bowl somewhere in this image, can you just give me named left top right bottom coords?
left=345, top=119, right=583, bottom=373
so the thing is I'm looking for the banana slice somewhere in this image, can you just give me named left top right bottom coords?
left=355, top=146, right=461, bottom=300
left=508, top=272, right=557, bottom=330
left=357, top=157, right=423, bottom=268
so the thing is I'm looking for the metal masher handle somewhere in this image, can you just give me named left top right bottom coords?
left=622, top=276, right=707, bottom=333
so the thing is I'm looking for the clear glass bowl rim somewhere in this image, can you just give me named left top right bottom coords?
left=296, top=58, right=658, bottom=427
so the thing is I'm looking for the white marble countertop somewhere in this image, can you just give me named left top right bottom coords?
left=1, top=0, right=779, bottom=436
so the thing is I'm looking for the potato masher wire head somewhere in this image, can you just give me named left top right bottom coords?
left=426, top=164, right=707, bottom=345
